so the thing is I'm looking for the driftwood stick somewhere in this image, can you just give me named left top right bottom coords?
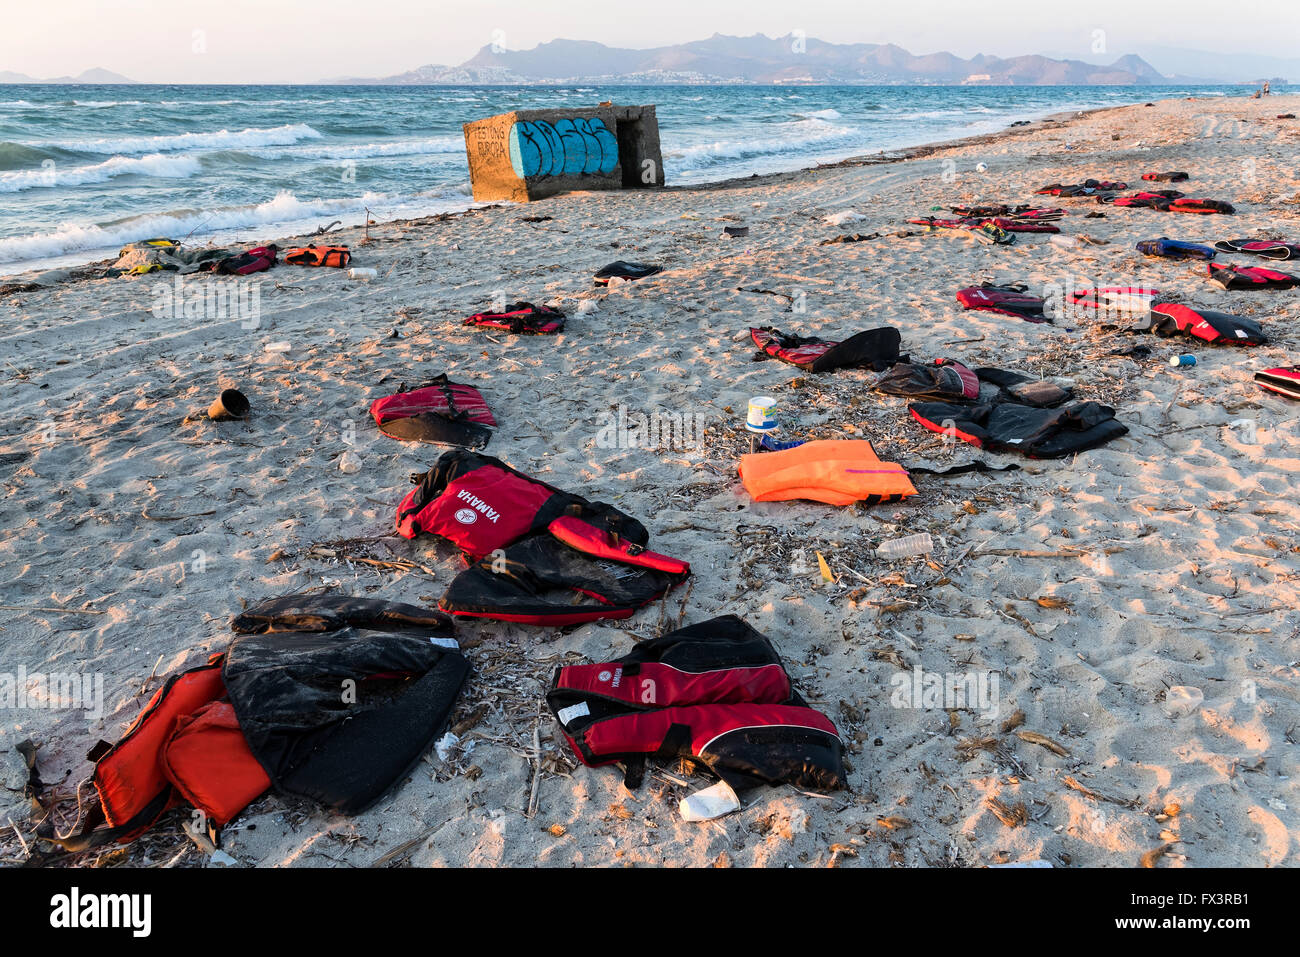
left=0, top=604, right=107, bottom=615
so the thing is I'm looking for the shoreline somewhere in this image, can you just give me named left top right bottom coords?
left=0, top=93, right=1213, bottom=282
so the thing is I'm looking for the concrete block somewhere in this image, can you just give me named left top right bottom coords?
left=463, top=104, right=665, bottom=203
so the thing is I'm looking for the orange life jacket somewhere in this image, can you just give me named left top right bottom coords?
left=739, top=439, right=917, bottom=506
left=284, top=245, right=351, bottom=268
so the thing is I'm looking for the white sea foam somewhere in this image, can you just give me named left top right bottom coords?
left=0, top=153, right=201, bottom=192
left=244, top=136, right=464, bottom=161
left=0, top=185, right=473, bottom=265
left=30, top=123, right=323, bottom=156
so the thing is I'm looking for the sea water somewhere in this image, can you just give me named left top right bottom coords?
left=0, top=82, right=1248, bottom=275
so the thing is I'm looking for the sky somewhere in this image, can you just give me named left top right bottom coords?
left=1, top=0, right=1296, bottom=83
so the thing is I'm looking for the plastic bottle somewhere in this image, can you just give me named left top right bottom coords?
left=875, top=533, right=934, bottom=560
left=1049, top=234, right=1078, bottom=248
left=348, top=267, right=377, bottom=281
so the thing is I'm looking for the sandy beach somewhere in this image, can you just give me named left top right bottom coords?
left=2, top=92, right=1297, bottom=869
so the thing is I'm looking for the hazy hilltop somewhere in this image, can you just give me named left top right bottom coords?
left=331, top=32, right=1208, bottom=85
left=0, top=66, right=135, bottom=84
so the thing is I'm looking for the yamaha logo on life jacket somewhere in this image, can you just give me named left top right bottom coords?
left=454, top=489, right=500, bottom=523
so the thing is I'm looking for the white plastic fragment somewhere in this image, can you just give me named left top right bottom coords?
left=824, top=209, right=867, bottom=226
left=679, top=780, right=741, bottom=822
left=1163, top=686, right=1204, bottom=717
left=435, top=732, right=459, bottom=761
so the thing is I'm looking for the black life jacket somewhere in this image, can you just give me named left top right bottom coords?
left=1034, top=179, right=1126, bottom=197
left=546, top=615, right=844, bottom=792
left=46, top=596, right=466, bottom=851
left=1206, top=263, right=1299, bottom=290
left=1213, top=239, right=1300, bottom=261
left=370, top=374, right=496, bottom=448
left=750, top=325, right=902, bottom=372
left=1142, top=171, right=1189, bottom=182
left=438, top=515, right=690, bottom=626
left=955, top=283, right=1050, bottom=323
left=874, top=358, right=980, bottom=400
left=593, top=261, right=662, bottom=286
left=395, top=449, right=647, bottom=559
left=949, top=204, right=1064, bottom=220
left=463, top=301, right=565, bottom=334
left=909, top=400, right=1128, bottom=459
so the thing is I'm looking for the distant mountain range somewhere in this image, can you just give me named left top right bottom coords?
left=328, top=33, right=1219, bottom=86
left=0, top=67, right=135, bottom=84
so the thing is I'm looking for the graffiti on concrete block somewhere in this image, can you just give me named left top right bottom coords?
left=508, top=118, right=619, bottom=178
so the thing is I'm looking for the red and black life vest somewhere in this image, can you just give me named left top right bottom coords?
left=1207, top=263, right=1299, bottom=290
left=955, top=284, right=1049, bottom=323
left=1104, top=189, right=1184, bottom=208
left=949, top=205, right=1064, bottom=221
left=1255, top=366, right=1300, bottom=400
left=1034, top=179, right=1126, bottom=197
left=1214, top=239, right=1300, bottom=261
left=283, top=245, right=351, bottom=268
left=395, top=449, right=647, bottom=559
left=1142, top=171, right=1189, bottom=182
left=1167, top=197, right=1234, bottom=215
left=464, top=301, right=565, bottom=334
left=546, top=615, right=844, bottom=792
left=202, top=245, right=278, bottom=276
left=370, top=375, right=497, bottom=448
left=750, top=325, right=902, bottom=373
left=1146, top=303, right=1267, bottom=344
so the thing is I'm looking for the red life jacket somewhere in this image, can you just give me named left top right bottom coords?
left=370, top=375, right=496, bottom=448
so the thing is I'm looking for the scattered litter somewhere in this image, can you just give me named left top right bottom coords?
left=824, top=210, right=867, bottom=226
left=1162, top=686, right=1203, bottom=717
left=679, top=780, right=741, bottom=821
left=876, top=533, right=933, bottom=560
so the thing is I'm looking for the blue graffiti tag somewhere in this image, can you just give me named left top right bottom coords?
left=509, top=118, right=619, bottom=178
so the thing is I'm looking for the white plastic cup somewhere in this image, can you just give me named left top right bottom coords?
left=746, top=396, right=778, bottom=432
left=875, top=533, right=934, bottom=560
